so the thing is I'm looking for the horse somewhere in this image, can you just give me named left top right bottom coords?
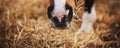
left=48, top=0, right=96, bottom=43
left=47, top=0, right=96, bottom=42
left=47, top=0, right=76, bottom=28
left=47, top=0, right=96, bottom=30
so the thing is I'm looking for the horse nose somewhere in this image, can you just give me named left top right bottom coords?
left=55, top=23, right=67, bottom=28
left=56, top=23, right=64, bottom=27
left=56, top=16, right=64, bottom=22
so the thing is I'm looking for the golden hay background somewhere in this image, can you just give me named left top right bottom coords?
left=0, top=0, right=120, bottom=48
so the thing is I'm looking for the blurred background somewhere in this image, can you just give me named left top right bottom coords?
left=0, top=0, right=120, bottom=48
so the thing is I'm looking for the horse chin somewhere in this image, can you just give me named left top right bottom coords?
left=51, top=21, right=71, bottom=29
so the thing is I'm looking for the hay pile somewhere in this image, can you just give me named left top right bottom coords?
left=0, top=0, right=120, bottom=48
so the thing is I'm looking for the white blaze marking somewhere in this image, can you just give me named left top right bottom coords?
left=53, top=0, right=66, bottom=14
left=53, top=0, right=67, bottom=22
